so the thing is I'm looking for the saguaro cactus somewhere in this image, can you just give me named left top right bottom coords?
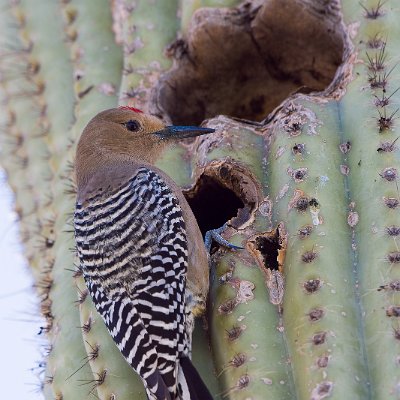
left=0, top=0, right=399, bottom=399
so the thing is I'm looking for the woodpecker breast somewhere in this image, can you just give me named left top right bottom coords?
left=75, top=167, right=189, bottom=399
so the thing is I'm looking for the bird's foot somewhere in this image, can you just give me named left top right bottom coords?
left=204, top=223, right=244, bottom=253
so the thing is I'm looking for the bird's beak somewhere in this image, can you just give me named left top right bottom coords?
left=153, top=126, right=215, bottom=140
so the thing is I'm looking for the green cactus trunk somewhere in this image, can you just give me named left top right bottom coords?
left=1, top=0, right=399, bottom=399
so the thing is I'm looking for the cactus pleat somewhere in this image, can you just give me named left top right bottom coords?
left=1, top=0, right=400, bottom=399
left=53, top=1, right=131, bottom=397
left=0, top=0, right=60, bottom=277
left=0, top=1, right=92, bottom=398
left=186, top=118, right=295, bottom=399
left=115, top=0, right=180, bottom=110
left=340, top=1, right=400, bottom=396
left=268, top=101, right=370, bottom=398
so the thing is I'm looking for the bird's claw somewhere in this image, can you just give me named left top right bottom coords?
left=204, top=223, right=244, bottom=253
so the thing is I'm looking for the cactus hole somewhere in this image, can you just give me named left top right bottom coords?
left=184, top=161, right=258, bottom=236
left=184, top=174, right=244, bottom=236
left=255, top=230, right=281, bottom=271
left=155, top=0, right=344, bottom=125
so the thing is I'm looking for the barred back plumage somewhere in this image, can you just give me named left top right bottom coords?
left=75, top=168, right=189, bottom=399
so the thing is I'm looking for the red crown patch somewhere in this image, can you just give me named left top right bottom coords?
left=119, top=106, right=143, bottom=113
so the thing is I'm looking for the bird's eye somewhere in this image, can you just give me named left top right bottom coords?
left=125, top=120, right=140, bottom=132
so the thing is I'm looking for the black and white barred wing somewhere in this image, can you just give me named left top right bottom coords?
left=75, top=168, right=188, bottom=399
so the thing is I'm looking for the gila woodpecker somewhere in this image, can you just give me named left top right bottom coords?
left=74, top=107, right=214, bottom=400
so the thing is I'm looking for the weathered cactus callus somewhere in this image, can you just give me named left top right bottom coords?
left=1, top=0, right=400, bottom=399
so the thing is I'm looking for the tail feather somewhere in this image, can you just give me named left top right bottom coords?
left=178, top=357, right=213, bottom=400
left=145, top=369, right=172, bottom=400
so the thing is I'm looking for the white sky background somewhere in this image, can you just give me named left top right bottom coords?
left=0, top=170, right=44, bottom=399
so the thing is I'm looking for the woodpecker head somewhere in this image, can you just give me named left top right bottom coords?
left=75, top=107, right=214, bottom=189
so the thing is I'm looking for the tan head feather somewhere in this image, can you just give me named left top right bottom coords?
left=75, top=108, right=169, bottom=189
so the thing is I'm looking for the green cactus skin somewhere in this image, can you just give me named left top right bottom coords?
left=0, top=0, right=57, bottom=277
left=195, top=117, right=295, bottom=399
left=15, top=0, right=76, bottom=284
left=265, top=1, right=400, bottom=399
left=50, top=1, right=124, bottom=398
left=210, top=255, right=292, bottom=399
left=114, top=0, right=180, bottom=112
left=340, top=1, right=400, bottom=397
left=268, top=100, right=370, bottom=399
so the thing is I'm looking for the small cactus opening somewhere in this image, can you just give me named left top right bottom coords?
left=255, top=230, right=281, bottom=272
left=248, top=224, right=287, bottom=274
left=184, top=160, right=259, bottom=236
left=184, top=173, right=244, bottom=236
left=247, top=224, right=287, bottom=305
